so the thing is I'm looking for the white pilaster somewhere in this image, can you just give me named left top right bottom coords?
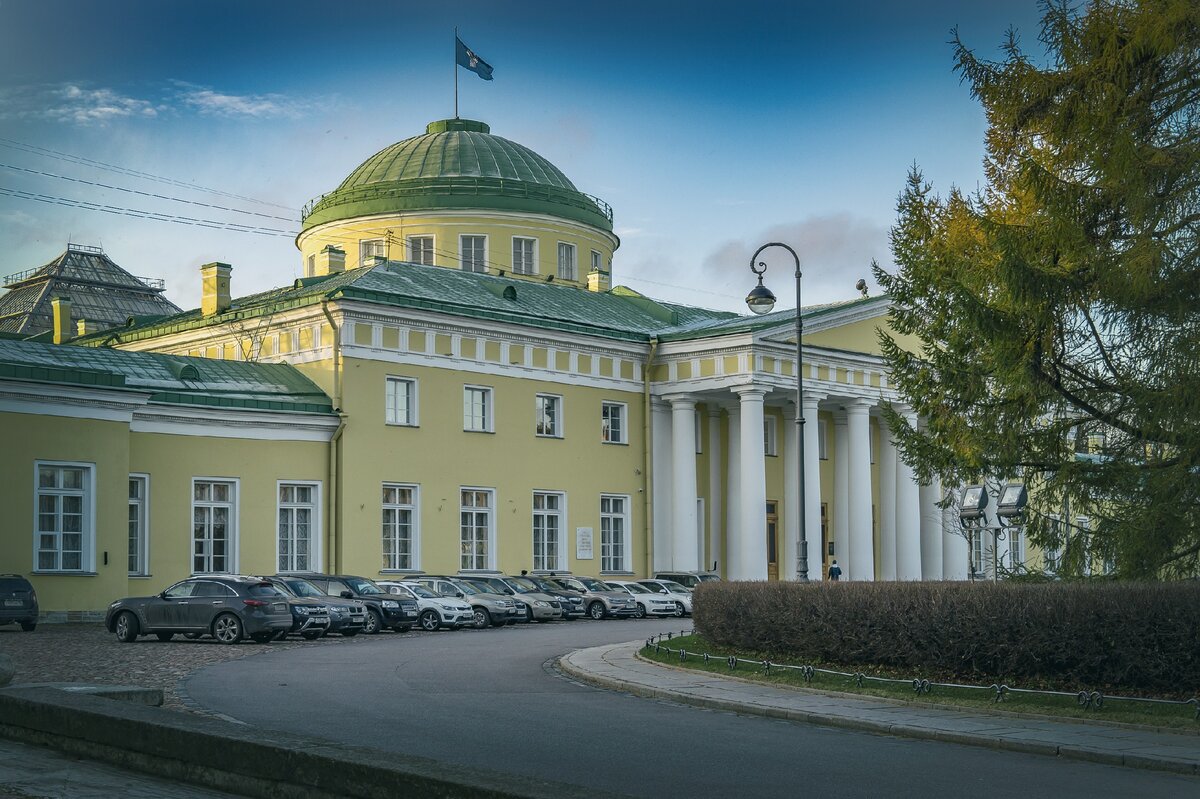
left=846, top=399, right=874, bottom=581
left=801, top=392, right=824, bottom=581
left=895, top=408, right=922, bottom=580
left=725, top=404, right=741, bottom=579
left=734, top=385, right=768, bottom=580
left=942, top=495, right=969, bottom=579
left=833, top=412, right=849, bottom=574
left=920, top=477, right=944, bottom=580
left=878, top=415, right=898, bottom=581
left=707, top=407, right=723, bottom=574
left=668, top=395, right=700, bottom=572
left=650, top=399, right=674, bottom=572
left=782, top=404, right=799, bottom=582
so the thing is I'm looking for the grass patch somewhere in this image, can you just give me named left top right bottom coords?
left=641, top=634, right=1200, bottom=732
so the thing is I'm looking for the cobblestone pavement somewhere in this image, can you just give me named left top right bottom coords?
left=0, top=623, right=373, bottom=712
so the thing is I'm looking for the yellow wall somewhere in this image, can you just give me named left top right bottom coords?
left=805, top=314, right=924, bottom=356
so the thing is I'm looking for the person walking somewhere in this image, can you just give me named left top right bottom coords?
left=827, top=559, right=842, bottom=581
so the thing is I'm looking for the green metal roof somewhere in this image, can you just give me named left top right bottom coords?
left=0, top=339, right=334, bottom=414
left=300, top=119, right=613, bottom=233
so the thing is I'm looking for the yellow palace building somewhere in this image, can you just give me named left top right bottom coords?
left=0, top=118, right=976, bottom=619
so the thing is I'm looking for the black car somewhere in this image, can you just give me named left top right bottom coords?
left=105, top=576, right=293, bottom=644
left=267, top=575, right=367, bottom=637
left=296, top=574, right=419, bottom=634
left=0, top=574, right=37, bottom=632
left=525, top=575, right=585, bottom=619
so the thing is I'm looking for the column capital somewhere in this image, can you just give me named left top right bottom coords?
left=730, top=384, right=769, bottom=399
left=707, top=404, right=725, bottom=418
left=662, top=392, right=699, bottom=409
left=845, top=397, right=872, bottom=416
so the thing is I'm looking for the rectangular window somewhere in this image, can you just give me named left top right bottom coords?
left=533, top=491, right=565, bottom=572
left=1045, top=514, right=1063, bottom=572
left=193, top=479, right=236, bottom=574
left=460, top=488, right=493, bottom=570
left=1008, top=526, right=1023, bottom=571
left=970, top=528, right=984, bottom=577
left=464, top=385, right=493, bottom=432
left=278, top=482, right=318, bottom=572
left=460, top=235, right=487, bottom=273
left=360, top=239, right=386, bottom=264
left=128, top=475, right=149, bottom=575
left=591, top=250, right=601, bottom=272
left=382, top=484, right=418, bottom=571
left=407, top=235, right=434, bottom=265
left=819, top=419, right=828, bottom=460
left=601, top=402, right=626, bottom=444
left=306, top=254, right=315, bottom=276
left=600, top=494, right=629, bottom=572
left=35, top=462, right=92, bottom=572
left=385, top=376, right=418, bottom=426
left=764, top=415, right=778, bottom=457
left=557, top=242, right=576, bottom=280
left=536, top=393, right=562, bottom=437
left=1077, top=515, right=1091, bottom=576
left=512, top=237, right=537, bottom=275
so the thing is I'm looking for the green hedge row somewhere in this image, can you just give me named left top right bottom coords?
left=692, top=581, right=1200, bottom=695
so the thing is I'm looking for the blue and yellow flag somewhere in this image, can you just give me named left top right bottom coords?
left=456, top=37, right=494, bottom=81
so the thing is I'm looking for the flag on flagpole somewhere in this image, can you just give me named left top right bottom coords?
left=456, top=36, right=494, bottom=81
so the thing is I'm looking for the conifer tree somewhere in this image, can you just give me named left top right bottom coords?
left=876, top=0, right=1200, bottom=578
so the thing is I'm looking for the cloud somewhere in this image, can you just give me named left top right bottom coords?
left=171, top=82, right=312, bottom=119
left=0, top=84, right=159, bottom=125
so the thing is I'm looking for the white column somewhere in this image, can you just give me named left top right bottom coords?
left=833, top=412, right=849, bottom=574
left=846, top=399, right=874, bottom=581
left=895, top=408, right=922, bottom=580
left=725, top=404, right=741, bottom=579
left=707, top=407, right=723, bottom=575
left=650, top=399, right=674, bottom=572
left=734, top=385, right=768, bottom=580
left=920, top=477, right=944, bottom=580
left=878, top=415, right=898, bottom=581
left=781, top=404, right=799, bottom=582
left=801, top=392, right=823, bottom=581
left=943, top=493, right=969, bottom=579
left=668, top=395, right=700, bottom=572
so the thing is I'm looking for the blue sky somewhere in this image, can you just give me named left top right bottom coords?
left=0, top=0, right=1045, bottom=313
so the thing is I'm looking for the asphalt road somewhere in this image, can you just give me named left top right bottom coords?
left=184, top=618, right=1198, bottom=798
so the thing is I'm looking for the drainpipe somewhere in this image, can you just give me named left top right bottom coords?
left=643, top=337, right=659, bottom=576
left=322, top=300, right=344, bottom=574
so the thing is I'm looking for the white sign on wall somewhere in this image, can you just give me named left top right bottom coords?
left=576, top=527, right=594, bottom=560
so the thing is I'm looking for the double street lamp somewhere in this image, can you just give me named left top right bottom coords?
left=745, top=242, right=808, bottom=582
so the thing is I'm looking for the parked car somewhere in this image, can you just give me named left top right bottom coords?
left=653, top=571, right=721, bottom=589
left=606, top=580, right=679, bottom=618
left=0, top=574, right=37, bottom=632
left=458, top=574, right=563, bottom=622
left=408, top=576, right=521, bottom=628
left=377, top=581, right=474, bottom=631
left=547, top=575, right=638, bottom=619
left=105, top=576, right=293, bottom=644
left=296, top=574, right=419, bottom=633
left=524, top=575, right=586, bottom=619
left=265, top=575, right=366, bottom=637
left=638, top=579, right=694, bottom=616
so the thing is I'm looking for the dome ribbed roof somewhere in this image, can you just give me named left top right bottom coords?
left=300, top=119, right=612, bottom=233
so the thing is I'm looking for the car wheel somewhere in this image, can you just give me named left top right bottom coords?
left=212, top=613, right=243, bottom=645
left=19, top=621, right=35, bottom=632
left=633, top=603, right=647, bottom=619
left=525, top=604, right=535, bottom=623
left=115, top=611, right=139, bottom=642
left=419, top=609, right=441, bottom=632
left=363, top=607, right=382, bottom=635
left=183, top=632, right=203, bottom=640
left=155, top=632, right=174, bottom=642
left=673, top=601, right=686, bottom=618
left=588, top=602, right=606, bottom=620
left=341, top=629, right=359, bottom=637
left=301, top=629, right=324, bottom=641
left=472, top=607, right=490, bottom=629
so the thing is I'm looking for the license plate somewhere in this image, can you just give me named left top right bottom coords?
left=314, top=618, right=329, bottom=625
left=3, top=600, right=21, bottom=607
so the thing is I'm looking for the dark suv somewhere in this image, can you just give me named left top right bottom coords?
left=105, top=576, right=293, bottom=644
left=267, top=575, right=367, bottom=637
left=0, top=574, right=37, bottom=632
left=297, top=574, right=419, bottom=634
left=524, top=575, right=585, bottom=619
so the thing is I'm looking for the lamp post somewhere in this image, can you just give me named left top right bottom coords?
left=746, top=242, right=808, bottom=582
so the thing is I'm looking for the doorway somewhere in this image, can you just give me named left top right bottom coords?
left=766, top=500, right=779, bottom=580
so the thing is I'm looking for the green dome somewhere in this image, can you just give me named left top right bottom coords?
left=301, top=119, right=612, bottom=232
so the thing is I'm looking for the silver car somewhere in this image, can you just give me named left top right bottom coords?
left=606, top=580, right=678, bottom=618
left=637, top=579, right=694, bottom=617
left=548, top=575, right=638, bottom=619
left=461, top=575, right=564, bottom=622
left=409, top=576, right=522, bottom=629
left=377, top=581, right=474, bottom=631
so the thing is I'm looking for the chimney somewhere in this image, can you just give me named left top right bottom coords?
left=200, top=262, right=232, bottom=316
left=76, top=319, right=100, bottom=337
left=363, top=254, right=388, bottom=268
left=51, top=296, right=72, bottom=344
left=312, top=245, right=346, bottom=277
left=586, top=267, right=611, bottom=293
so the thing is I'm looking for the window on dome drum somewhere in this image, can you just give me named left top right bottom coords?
left=407, top=236, right=434, bottom=265
left=533, top=491, right=565, bottom=572
left=464, top=385, right=493, bottom=432
left=193, top=479, right=236, bottom=574
left=601, top=402, right=626, bottom=444
left=460, top=488, right=493, bottom=570
left=36, top=462, right=93, bottom=572
left=385, top=376, right=417, bottom=426
left=306, top=254, right=315, bottom=276
left=382, top=484, right=417, bottom=571
left=512, top=236, right=537, bottom=275
left=557, top=242, right=576, bottom=281
left=360, top=239, right=387, bottom=264
left=128, top=475, right=148, bottom=576
left=591, top=250, right=602, bottom=272
left=600, top=494, right=629, bottom=572
left=278, top=483, right=318, bottom=572
left=764, top=415, right=777, bottom=456
left=535, top=393, right=562, bottom=437
left=460, top=235, right=487, bottom=273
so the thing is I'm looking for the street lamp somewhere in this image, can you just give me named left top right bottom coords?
left=959, top=482, right=1027, bottom=581
left=746, top=242, right=808, bottom=581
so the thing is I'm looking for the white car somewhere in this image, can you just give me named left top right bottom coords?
left=636, top=579, right=693, bottom=617
left=377, top=581, right=474, bottom=631
left=606, top=581, right=678, bottom=618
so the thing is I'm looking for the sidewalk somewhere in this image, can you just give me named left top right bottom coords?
left=558, top=641, right=1200, bottom=777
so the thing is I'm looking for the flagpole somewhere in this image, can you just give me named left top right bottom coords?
left=454, top=27, right=459, bottom=119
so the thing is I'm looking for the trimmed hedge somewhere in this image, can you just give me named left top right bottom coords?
left=692, top=581, right=1200, bottom=695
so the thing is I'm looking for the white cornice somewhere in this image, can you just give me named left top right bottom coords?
left=131, top=405, right=339, bottom=441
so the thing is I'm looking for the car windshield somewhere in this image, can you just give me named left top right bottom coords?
left=507, top=577, right=539, bottom=593
left=247, top=584, right=286, bottom=598
left=283, top=579, right=323, bottom=598
left=621, top=583, right=652, bottom=594
left=474, top=578, right=509, bottom=594
left=447, top=580, right=478, bottom=596
left=527, top=578, right=557, bottom=591
left=662, top=582, right=690, bottom=594
left=697, top=574, right=721, bottom=582
left=344, top=578, right=383, bottom=595
left=552, top=577, right=586, bottom=591
left=579, top=577, right=607, bottom=591
left=405, top=584, right=436, bottom=599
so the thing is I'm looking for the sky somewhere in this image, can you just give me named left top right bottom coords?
left=0, top=0, right=1047, bottom=314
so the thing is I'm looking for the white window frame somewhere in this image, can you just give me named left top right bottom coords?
left=460, top=234, right=488, bottom=273
left=360, top=238, right=386, bottom=264
left=463, top=385, right=494, bottom=432
left=512, top=236, right=538, bottom=275
left=33, top=461, right=95, bottom=573
left=600, top=493, right=631, bottom=573
left=191, top=477, right=239, bottom=575
left=533, top=490, right=567, bottom=572
left=277, top=481, right=321, bottom=573
left=128, top=473, right=150, bottom=576
left=382, top=483, right=420, bottom=572
left=591, top=249, right=602, bottom=272
left=1008, top=526, right=1023, bottom=571
left=601, top=401, right=627, bottom=444
left=764, top=415, right=778, bottom=457
left=1077, top=515, right=1092, bottom=576
left=385, top=376, right=418, bottom=427
left=1045, top=513, right=1062, bottom=573
left=969, top=526, right=985, bottom=577
left=818, top=419, right=828, bottom=460
left=557, top=241, right=577, bottom=281
left=460, top=487, right=495, bottom=571
left=535, top=393, right=563, bottom=438
left=407, top=234, right=435, bottom=265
